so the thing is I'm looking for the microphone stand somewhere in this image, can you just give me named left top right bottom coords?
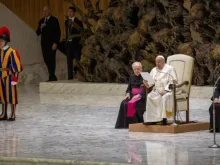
left=172, top=81, right=178, bottom=126
left=209, top=77, right=220, bottom=148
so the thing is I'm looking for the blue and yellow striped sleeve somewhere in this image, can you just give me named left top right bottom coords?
left=10, top=49, right=22, bottom=74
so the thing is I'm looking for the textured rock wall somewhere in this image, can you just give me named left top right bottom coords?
left=76, top=0, right=220, bottom=85
left=0, top=3, right=67, bottom=84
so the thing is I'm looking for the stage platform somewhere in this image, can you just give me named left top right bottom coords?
left=129, top=121, right=210, bottom=133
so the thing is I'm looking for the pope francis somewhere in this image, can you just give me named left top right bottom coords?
left=143, top=55, right=179, bottom=125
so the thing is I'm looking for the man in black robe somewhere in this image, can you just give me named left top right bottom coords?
left=209, top=78, right=220, bottom=132
left=115, top=62, right=146, bottom=129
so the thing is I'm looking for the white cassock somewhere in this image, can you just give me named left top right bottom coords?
left=143, top=64, right=179, bottom=122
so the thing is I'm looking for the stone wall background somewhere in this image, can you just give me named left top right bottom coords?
left=75, top=0, right=220, bottom=85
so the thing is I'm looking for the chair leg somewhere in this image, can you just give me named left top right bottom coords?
left=186, top=97, right=189, bottom=123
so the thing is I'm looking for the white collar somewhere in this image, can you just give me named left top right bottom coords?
left=158, top=64, right=172, bottom=73
left=2, top=45, right=9, bottom=50
left=45, top=15, right=51, bottom=20
left=69, top=17, right=75, bottom=21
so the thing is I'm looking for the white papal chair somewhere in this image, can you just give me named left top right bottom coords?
left=167, top=54, right=194, bottom=123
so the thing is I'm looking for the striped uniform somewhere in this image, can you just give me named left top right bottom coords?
left=0, top=47, right=22, bottom=104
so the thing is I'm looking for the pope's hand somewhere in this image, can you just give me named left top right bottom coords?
left=159, top=90, right=167, bottom=96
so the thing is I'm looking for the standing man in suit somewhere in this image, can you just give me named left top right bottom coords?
left=65, top=7, right=83, bottom=80
left=36, top=6, right=61, bottom=81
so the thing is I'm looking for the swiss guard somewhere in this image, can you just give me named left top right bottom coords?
left=0, top=26, right=22, bottom=121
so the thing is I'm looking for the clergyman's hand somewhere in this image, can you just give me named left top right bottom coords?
left=214, top=98, right=219, bottom=104
left=132, top=94, right=140, bottom=100
left=143, top=80, right=149, bottom=87
left=124, top=94, right=130, bottom=100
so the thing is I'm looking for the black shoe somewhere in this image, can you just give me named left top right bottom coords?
left=47, top=78, right=57, bottom=82
left=47, top=75, right=57, bottom=81
left=49, top=79, right=57, bottom=82
left=143, top=122, right=157, bottom=125
left=52, top=77, right=57, bottom=81
left=49, top=76, right=57, bottom=81
left=209, top=128, right=219, bottom=133
left=0, top=115, right=8, bottom=121
left=162, top=118, right=167, bottom=125
left=68, top=77, right=73, bottom=80
left=7, top=117, right=15, bottom=121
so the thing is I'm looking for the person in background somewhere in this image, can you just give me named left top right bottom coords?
left=65, top=6, right=83, bottom=80
left=36, top=6, right=61, bottom=81
left=115, top=62, right=146, bottom=129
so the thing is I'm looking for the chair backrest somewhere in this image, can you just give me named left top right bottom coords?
left=167, top=54, right=194, bottom=94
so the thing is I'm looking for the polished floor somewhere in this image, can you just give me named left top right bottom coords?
left=0, top=85, right=219, bottom=165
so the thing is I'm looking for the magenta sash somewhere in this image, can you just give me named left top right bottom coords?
left=127, top=88, right=144, bottom=117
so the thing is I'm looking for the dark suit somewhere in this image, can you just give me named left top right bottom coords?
left=36, top=15, right=61, bottom=81
left=209, top=78, right=220, bottom=132
left=65, top=17, right=83, bottom=79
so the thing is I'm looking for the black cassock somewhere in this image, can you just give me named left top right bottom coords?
left=115, top=74, right=146, bottom=129
left=209, top=78, right=220, bottom=132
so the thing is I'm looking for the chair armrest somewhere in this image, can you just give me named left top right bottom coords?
left=176, top=81, right=189, bottom=88
left=147, top=85, right=154, bottom=93
left=169, top=81, right=189, bottom=90
left=142, top=80, right=155, bottom=93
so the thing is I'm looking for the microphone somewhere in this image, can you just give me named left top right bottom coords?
left=209, top=76, right=220, bottom=148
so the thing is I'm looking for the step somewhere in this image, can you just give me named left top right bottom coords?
left=39, top=80, right=127, bottom=96
left=0, top=157, right=130, bottom=165
left=39, top=80, right=213, bottom=99
left=129, top=122, right=209, bottom=133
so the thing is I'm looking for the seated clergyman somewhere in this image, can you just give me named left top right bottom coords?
left=115, top=62, right=146, bottom=129
left=143, top=55, right=178, bottom=125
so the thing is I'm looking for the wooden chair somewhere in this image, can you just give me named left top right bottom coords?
left=167, top=54, right=194, bottom=123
